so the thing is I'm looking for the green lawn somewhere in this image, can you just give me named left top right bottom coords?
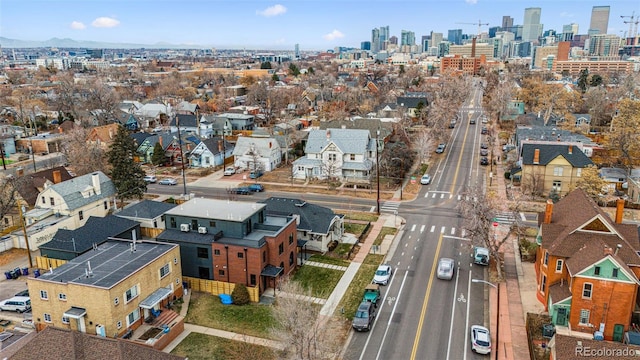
left=373, top=227, right=398, bottom=246
left=339, top=212, right=379, bottom=222
left=344, top=222, right=367, bottom=237
left=171, top=332, right=278, bottom=360
left=184, top=292, right=277, bottom=339
left=335, top=254, right=384, bottom=320
left=308, top=254, right=350, bottom=267
left=333, top=243, right=354, bottom=258
left=291, top=265, right=344, bottom=299
left=0, top=159, right=13, bottom=166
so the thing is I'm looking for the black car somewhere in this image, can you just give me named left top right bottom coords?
left=480, top=157, right=489, bottom=166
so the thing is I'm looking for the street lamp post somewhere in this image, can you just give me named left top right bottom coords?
left=472, top=279, right=500, bottom=360
left=376, top=130, right=380, bottom=215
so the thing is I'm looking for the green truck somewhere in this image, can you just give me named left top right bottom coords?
left=473, top=246, right=490, bottom=266
left=363, top=284, right=381, bottom=306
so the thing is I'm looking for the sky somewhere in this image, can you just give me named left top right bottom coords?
left=2, top=0, right=640, bottom=50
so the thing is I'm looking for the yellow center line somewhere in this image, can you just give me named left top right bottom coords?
left=449, top=112, right=472, bottom=194
left=409, top=232, right=444, bottom=360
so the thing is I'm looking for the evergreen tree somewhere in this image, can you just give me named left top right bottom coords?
left=260, top=61, right=272, bottom=69
left=288, top=63, right=300, bottom=76
left=107, top=125, right=147, bottom=200
left=151, top=142, right=166, bottom=166
left=231, top=284, right=250, bottom=305
left=577, top=69, right=589, bottom=93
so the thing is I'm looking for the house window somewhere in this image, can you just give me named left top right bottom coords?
left=543, top=251, right=549, bottom=266
left=114, top=297, right=119, bottom=306
left=103, top=201, right=108, bottom=210
left=218, top=269, right=225, bottom=276
left=540, top=275, right=547, bottom=294
left=50, top=197, right=55, bottom=206
left=279, top=243, right=284, bottom=255
left=350, top=154, right=356, bottom=160
left=79, top=211, right=84, bottom=221
left=41, top=197, right=45, bottom=204
left=582, top=283, right=593, bottom=299
left=579, top=309, right=590, bottom=325
left=552, top=181, right=562, bottom=193
left=191, top=219, right=198, bottom=230
left=612, top=268, right=619, bottom=278
left=40, top=290, right=48, bottom=300
left=555, top=260, right=563, bottom=273
left=553, top=167, right=564, bottom=176
left=170, top=217, right=176, bottom=228
left=127, top=309, right=140, bottom=326
left=62, top=316, right=70, bottom=324
left=58, top=293, right=67, bottom=301
left=197, top=247, right=209, bottom=259
left=209, top=220, right=216, bottom=227
left=289, top=252, right=294, bottom=266
left=160, top=264, right=170, bottom=278
left=594, top=266, right=600, bottom=276
left=289, top=234, right=294, bottom=245
left=117, top=321, right=122, bottom=329
left=125, top=285, right=139, bottom=303
left=263, top=251, right=266, bottom=262
left=214, top=249, right=221, bottom=256
left=238, top=252, right=244, bottom=259
left=328, top=153, right=337, bottom=161
left=297, top=166, right=304, bottom=172
left=250, top=274, right=256, bottom=286
left=44, top=313, right=52, bottom=323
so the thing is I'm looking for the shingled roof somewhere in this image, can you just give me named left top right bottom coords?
left=44, top=171, right=116, bottom=211
left=521, top=143, right=593, bottom=167
left=115, top=200, right=177, bottom=220
left=16, top=166, right=73, bottom=207
left=260, top=197, right=343, bottom=234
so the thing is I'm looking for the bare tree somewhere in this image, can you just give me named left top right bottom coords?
left=60, top=127, right=110, bottom=176
left=0, top=177, right=23, bottom=229
left=84, top=78, right=121, bottom=126
left=521, top=172, right=545, bottom=199
left=412, top=129, right=434, bottom=165
left=271, top=280, right=341, bottom=360
left=320, top=156, right=341, bottom=189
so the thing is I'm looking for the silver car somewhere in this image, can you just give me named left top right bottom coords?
left=437, top=258, right=455, bottom=280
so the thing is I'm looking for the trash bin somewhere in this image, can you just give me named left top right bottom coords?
left=21, top=268, right=28, bottom=276
left=4, top=271, right=11, bottom=280
left=10, top=270, right=19, bottom=279
left=12, top=267, right=21, bottom=278
left=34, top=269, right=41, bottom=278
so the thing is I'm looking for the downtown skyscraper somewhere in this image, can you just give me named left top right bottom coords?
left=522, top=7, right=543, bottom=43
left=589, top=5, right=610, bottom=35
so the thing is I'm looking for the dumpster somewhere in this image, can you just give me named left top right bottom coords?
left=21, top=268, right=28, bottom=276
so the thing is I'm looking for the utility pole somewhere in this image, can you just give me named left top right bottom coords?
left=176, top=115, right=188, bottom=197
left=18, top=201, right=33, bottom=268
left=376, top=129, right=380, bottom=215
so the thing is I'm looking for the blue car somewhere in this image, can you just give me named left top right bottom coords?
left=248, top=184, right=264, bottom=192
left=249, top=171, right=263, bottom=179
left=230, top=187, right=252, bottom=195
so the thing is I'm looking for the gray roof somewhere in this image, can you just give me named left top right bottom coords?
left=232, top=136, right=280, bottom=157
left=260, top=197, right=343, bottom=234
left=521, top=143, right=593, bottom=167
left=170, top=114, right=198, bottom=127
left=34, top=240, right=177, bottom=288
left=305, top=128, right=371, bottom=155
left=40, top=215, right=140, bottom=255
left=318, top=118, right=393, bottom=140
left=46, top=171, right=116, bottom=211
left=116, top=200, right=177, bottom=220
left=164, top=198, right=265, bottom=223
left=156, top=229, right=216, bottom=245
left=515, top=125, right=596, bottom=146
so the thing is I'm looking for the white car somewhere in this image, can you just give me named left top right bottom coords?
left=437, top=258, right=455, bottom=280
left=143, top=175, right=157, bottom=183
left=420, top=174, right=431, bottom=185
left=471, top=325, right=491, bottom=354
left=158, top=178, right=178, bottom=185
left=223, top=167, right=236, bottom=176
left=373, top=265, right=393, bottom=286
left=0, top=296, right=31, bottom=313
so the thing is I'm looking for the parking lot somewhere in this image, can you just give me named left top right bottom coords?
left=0, top=249, right=33, bottom=323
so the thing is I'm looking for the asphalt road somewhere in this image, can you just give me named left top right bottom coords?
left=344, top=81, right=493, bottom=360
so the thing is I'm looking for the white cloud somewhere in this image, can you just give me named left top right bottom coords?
left=323, top=30, right=344, bottom=41
left=465, top=0, right=478, bottom=4
left=91, top=17, right=120, bottom=28
left=274, top=38, right=285, bottom=44
left=559, top=12, right=574, bottom=18
left=70, top=21, right=86, bottom=30
left=256, top=4, right=287, bottom=17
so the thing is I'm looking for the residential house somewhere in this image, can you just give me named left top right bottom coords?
left=548, top=333, right=640, bottom=359
left=535, top=189, right=640, bottom=341
left=15, top=132, right=65, bottom=155
left=175, top=101, right=199, bottom=115
left=27, top=239, right=184, bottom=343
left=232, top=136, right=282, bottom=172
left=260, top=197, right=344, bottom=253
left=0, top=326, right=186, bottom=360
left=164, top=136, right=198, bottom=167
left=513, top=123, right=600, bottom=157
left=573, top=113, right=591, bottom=128
left=155, top=198, right=297, bottom=293
left=201, top=115, right=231, bottom=137
left=114, top=110, right=141, bottom=131
left=500, top=100, right=525, bottom=122
left=292, top=128, right=375, bottom=183
left=136, top=133, right=174, bottom=164
left=115, top=200, right=177, bottom=238
left=170, top=114, right=213, bottom=138
left=626, top=169, right=640, bottom=205
left=217, top=113, right=255, bottom=131
left=396, top=92, right=431, bottom=118
left=118, top=100, right=144, bottom=115
left=39, top=215, right=141, bottom=260
left=599, top=167, right=628, bottom=194
left=188, top=137, right=233, bottom=168
left=134, top=102, right=171, bottom=129
left=318, top=118, right=394, bottom=141
left=86, top=123, right=120, bottom=149
left=228, top=105, right=260, bottom=115
left=513, top=143, right=593, bottom=196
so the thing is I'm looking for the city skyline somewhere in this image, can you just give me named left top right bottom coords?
left=2, top=0, right=640, bottom=50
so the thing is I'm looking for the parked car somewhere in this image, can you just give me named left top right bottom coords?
left=223, top=167, right=236, bottom=176
left=471, top=325, right=491, bottom=354
left=437, top=258, right=455, bottom=280
left=143, top=175, right=157, bottom=183
left=158, top=178, right=178, bottom=185
left=481, top=115, right=488, bottom=124
left=0, top=296, right=31, bottom=313
left=480, top=157, right=489, bottom=166
left=14, top=290, right=29, bottom=297
left=480, top=149, right=489, bottom=156
left=373, top=265, right=393, bottom=285
left=481, top=127, right=488, bottom=135
left=503, top=144, right=516, bottom=152
left=362, top=284, right=381, bottom=306
left=352, top=301, right=376, bottom=332
left=420, top=174, right=431, bottom=185
left=249, top=171, right=263, bottom=179
left=230, top=187, right=252, bottom=195
left=435, top=143, right=446, bottom=154
left=473, top=246, right=490, bottom=265
left=449, top=120, right=456, bottom=129
left=480, top=143, right=488, bottom=149
left=248, top=184, right=264, bottom=192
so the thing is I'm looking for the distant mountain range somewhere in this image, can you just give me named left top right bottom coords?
left=0, top=37, right=209, bottom=49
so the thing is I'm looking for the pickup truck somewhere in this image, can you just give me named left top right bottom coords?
left=362, top=284, right=381, bottom=306
left=473, top=246, right=490, bottom=266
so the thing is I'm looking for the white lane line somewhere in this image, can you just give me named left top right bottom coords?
left=450, top=194, right=453, bottom=199
left=443, top=235, right=470, bottom=242
left=420, top=225, right=426, bottom=233
left=441, top=226, right=446, bottom=233
left=374, top=270, right=410, bottom=360
left=463, top=265, right=473, bottom=360
left=370, top=206, right=376, bottom=212
left=440, top=193, right=445, bottom=199
left=432, top=193, right=436, bottom=199
left=430, top=225, right=435, bottom=233
left=411, top=224, right=416, bottom=232
left=360, top=268, right=400, bottom=360
left=461, top=229, right=466, bottom=238
left=446, top=264, right=462, bottom=360
left=458, top=195, right=462, bottom=201
left=451, top=228, right=456, bottom=235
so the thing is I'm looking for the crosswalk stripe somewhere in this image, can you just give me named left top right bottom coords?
left=430, top=225, right=435, bottom=232
left=420, top=225, right=425, bottom=232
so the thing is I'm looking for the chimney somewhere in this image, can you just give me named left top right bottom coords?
left=568, top=145, right=572, bottom=154
left=533, top=149, right=540, bottom=164
left=543, top=199, right=554, bottom=224
left=158, top=135, right=163, bottom=148
left=53, top=170, right=61, bottom=184
left=615, top=198, right=625, bottom=224
left=218, top=140, right=223, bottom=152
left=326, top=130, right=331, bottom=140
left=92, top=173, right=101, bottom=195
left=604, top=246, right=613, bottom=256
left=108, top=129, right=113, bottom=139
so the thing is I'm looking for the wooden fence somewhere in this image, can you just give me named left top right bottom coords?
left=35, top=256, right=68, bottom=270
left=182, top=276, right=260, bottom=303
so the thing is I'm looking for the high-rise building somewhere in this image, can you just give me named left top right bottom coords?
left=294, top=43, right=300, bottom=59
left=489, top=26, right=501, bottom=38
left=589, top=6, right=610, bottom=35
left=561, top=23, right=579, bottom=42
left=589, top=34, right=620, bottom=56
left=431, top=32, right=443, bottom=47
left=389, top=36, right=398, bottom=45
left=371, top=26, right=390, bottom=53
left=401, top=30, right=415, bottom=46
left=448, top=29, right=463, bottom=45
left=361, top=41, right=371, bottom=51
left=502, top=16, right=514, bottom=31
left=522, top=7, right=543, bottom=43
